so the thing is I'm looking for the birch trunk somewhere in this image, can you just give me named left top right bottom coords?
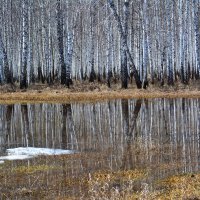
left=193, top=0, right=200, bottom=78
left=106, top=4, right=112, bottom=87
left=57, top=0, right=66, bottom=85
left=167, top=0, right=174, bottom=85
left=108, top=0, right=142, bottom=89
left=89, top=0, right=96, bottom=82
left=20, top=0, right=29, bottom=89
left=0, top=32, right=12, bottom=84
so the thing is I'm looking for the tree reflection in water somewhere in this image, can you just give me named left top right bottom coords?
left=121, top=99, right=142, bottom=170
left=0, top=98, right=199, bottom=197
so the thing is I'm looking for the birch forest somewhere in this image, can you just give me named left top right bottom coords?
left=0, top=0, right=199, bottom=89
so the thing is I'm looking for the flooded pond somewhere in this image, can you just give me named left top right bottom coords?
left=0, top=98, right=199, bottom=199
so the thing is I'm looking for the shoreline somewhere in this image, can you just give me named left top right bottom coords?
left=0, top=88, right=200, bottom=104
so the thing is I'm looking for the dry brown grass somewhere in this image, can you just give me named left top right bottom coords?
left=0, top=80, right=200, bottom=104
left=156, top=173, right=200, bottom=200
left=87, top=173, right=200, bottom=200
left=1, top=141, right=200, bottom=199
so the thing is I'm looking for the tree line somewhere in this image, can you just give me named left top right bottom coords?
left=0, top=0, right=199, bottom=89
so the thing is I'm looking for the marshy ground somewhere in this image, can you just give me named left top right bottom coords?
left=1, top=145, right=200, bottom=200
left=0, top=82, right=200, bottom=199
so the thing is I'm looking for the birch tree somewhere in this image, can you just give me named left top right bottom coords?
left=106, top=3, right=112, bottom=87
left=0, top=0, right=199, bottom=89
left=0, top=32, right=12, bottom=84
left=20, top=0, right=29, bottom=89
left=57, top=0, right=66, bottom=85
left=193, top=0, right=200, bottom=78
left=28, top=0, right=35, bottom=84
left=167, top=0, right=174, bottom=85
left=89, top=0, right=97, bottom=82
left=141, top=0, right=149, bottom=88
left=108, top=0, right=142, bottom=89
left=65, top=1, right=75, bottom=87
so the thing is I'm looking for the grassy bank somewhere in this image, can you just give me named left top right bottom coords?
left=0, top=81, right=200, bottom=104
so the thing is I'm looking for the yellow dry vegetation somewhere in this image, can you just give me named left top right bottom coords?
left=156, top=174, right=200, bottom=200
left=0, top=88, right=200, bottom=104
left=88, top=171, right=200, bottom=200
left=1, top=154, right=200, bottom=199
left=88, top=170, right=144, bottom=200
left=0, top=81, right=200, bottom=103
left=12, top=164, right=57, bottom=174
left=91, top=169, right=147, bottom=183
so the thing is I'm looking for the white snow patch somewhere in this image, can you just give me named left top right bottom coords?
left=0, top=147, right=75, bottom=161
left=0, top=155, right=32, bottom=161
left=0, top=160, right=4, bottom=164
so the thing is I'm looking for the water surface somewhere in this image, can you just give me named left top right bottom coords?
left=0, top=98, right=199, bottom=198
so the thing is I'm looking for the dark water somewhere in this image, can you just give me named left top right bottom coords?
left=0, top=98, right=199, bottom=198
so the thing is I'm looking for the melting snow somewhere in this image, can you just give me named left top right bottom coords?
left=0, top=155, right=32, bottom=161
left=0, top=147, right=75, bottom=163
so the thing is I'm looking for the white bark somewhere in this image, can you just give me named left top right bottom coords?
left=20, top=0, right=29, bottom=89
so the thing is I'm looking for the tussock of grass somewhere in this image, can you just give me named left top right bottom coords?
left=88, top=170, right=148, bottom=200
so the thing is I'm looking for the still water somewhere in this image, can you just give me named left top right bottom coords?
left=0, top=98, right=199, bottom=198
